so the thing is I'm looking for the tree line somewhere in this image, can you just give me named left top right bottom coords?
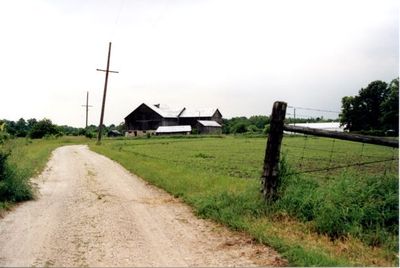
left=0, top=118, right=125, bottom=140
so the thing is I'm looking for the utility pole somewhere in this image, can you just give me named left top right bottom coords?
left=293, top=107, right=296, bottom=126
left=81, top=91, right=93, bottom=128
left=96, top=42, right=119, bottom=143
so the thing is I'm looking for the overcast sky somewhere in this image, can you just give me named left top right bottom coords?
left=0, top=0, right=398, bottom=127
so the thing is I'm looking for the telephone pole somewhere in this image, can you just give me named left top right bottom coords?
left=81, top=91, right=93, bottom=128
left=96, top=42, right=119, bottom=143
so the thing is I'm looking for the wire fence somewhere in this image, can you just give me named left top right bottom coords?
left=262, top=100, right=398, bottom=202
left=281, top=133, right=398, bottom=179
left=275, top=104, right=398, bottom=178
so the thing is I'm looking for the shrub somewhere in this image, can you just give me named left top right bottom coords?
left=85, top=131, right=95, bottom=139
left=29, top=119, right=59, bottom=139
left=0, top=150, right=10, bottom=180
left=0, top=150, right=32, bottom=202
left=247, top=124, right=260, bottom=133
left=263, top=124, right=270, bottom=135
left=232, top=122, right=248, bottom=134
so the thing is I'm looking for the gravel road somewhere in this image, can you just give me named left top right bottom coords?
left=0, top=145, right=285, bottom=267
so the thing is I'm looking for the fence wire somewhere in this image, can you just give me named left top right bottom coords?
left=281, top=135, right=399, bottom=178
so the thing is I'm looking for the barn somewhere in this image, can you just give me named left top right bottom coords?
left=124, top=103, right=223, bottom=136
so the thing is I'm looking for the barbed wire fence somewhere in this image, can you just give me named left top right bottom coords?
left=261, top=101, right=399, bottom=200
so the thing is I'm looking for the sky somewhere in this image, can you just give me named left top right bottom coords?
left=0, top=0, right=398, bottom=127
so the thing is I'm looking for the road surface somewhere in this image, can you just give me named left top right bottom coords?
left=0, top=145, right=285, bottom=267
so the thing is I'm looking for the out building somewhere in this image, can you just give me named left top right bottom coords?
left=196, top=120, right=222, bottom=134
left=124, top=103, right=223, bottom=136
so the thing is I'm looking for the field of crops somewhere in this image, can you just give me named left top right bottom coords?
left=91, top=135, right=399, bottom=266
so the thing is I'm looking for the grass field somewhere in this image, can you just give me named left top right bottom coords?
left=91, top=135, right=399, bottom=267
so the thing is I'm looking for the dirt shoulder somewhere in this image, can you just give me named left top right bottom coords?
left=0, top=145, right=286, bottom=267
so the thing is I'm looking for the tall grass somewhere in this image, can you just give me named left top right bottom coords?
left=275, top=157, right=398, bottom=251
left=0, top=149, right=32, bottom=207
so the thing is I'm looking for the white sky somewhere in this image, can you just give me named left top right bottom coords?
left=0, top=0, right=398, bottom=127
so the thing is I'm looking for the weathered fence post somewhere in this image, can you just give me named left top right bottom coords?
left=261, top=101, right=287, bottom=201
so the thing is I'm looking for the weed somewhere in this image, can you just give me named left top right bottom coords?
left=194, top=153, right=214, bottom=159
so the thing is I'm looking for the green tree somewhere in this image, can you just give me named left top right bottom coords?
left=340, top=80, right=396, bottom=133
left=249, top=115, right=270, bottom=129
left=116, top=122, right=126, bottom=133
left=27, top=118, right=37, bottom=130
left=15, top=118, right=28, bottom=137
left=5, top=120, right=16, bottom=136
left=29, top=119, right=59, bottom=139
left=381, top=78, right=399, bottom=134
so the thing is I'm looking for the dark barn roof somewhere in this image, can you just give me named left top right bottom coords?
left=125, top=103, right=222, bottom=120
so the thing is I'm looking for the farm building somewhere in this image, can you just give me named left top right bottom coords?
left=124, top=103, right=222, bottom=136
left=196, top=120, right=222, bottom=134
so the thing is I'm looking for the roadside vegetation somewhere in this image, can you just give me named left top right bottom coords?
left=91, top=136, right=398, bottom=266
left=0, top=136, right=87, bottom=212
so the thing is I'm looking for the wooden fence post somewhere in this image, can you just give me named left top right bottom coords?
left=261, top=101, right=287, bottom=201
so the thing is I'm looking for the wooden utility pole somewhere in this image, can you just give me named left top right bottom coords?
left=261, top=101, right=287, bottom=201
left=96, top=42, right=119, bottom=143
left=81, top=91, right=93, bottom=128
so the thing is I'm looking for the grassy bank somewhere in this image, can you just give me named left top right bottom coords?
left=91, top=136, right=398, bottom=266
left=0, top=137, right=87, bottom=211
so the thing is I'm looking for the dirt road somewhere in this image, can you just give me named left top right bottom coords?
left=0, top=145, right=285, bottom=267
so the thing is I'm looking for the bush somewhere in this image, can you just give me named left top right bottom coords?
left=0, top=150, right=32, bottom=202
left=29, top=119, right=59, bottom=139
left=263, top=124, right=270, bottom=135
left=232, top=122, right=248, bottom=134
left=247, top=124, right=260, bottom=133
left=0, top=150, right=10, bottom=180
left=85, top=131, right=95, bottom=139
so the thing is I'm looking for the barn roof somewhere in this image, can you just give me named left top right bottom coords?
left=197, top=120, right=221, bottom=127
left=155, top=125, right=192, bottom=133
left=145, top=103, right=183, bottom=118
left=179, top=108, right=218, bottom=118
left=125, top=103, right=221, bottom=119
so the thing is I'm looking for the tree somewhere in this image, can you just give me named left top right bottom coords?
left=232, top=122, right=248, bottom=133
left=381, top=78, right=399, bottom=134
left=15, top=118, right=28, bottom=137
left=249, top=115, right=270, bottom=129
left=340, top=79, right=397, bottom=134
left=27, top=118, right=37, bottom=129
left=5, top=120, right=16, bottom=136
left=29, top=119, right=59, bottom=139
left=116, top=122, right=126, bottom=133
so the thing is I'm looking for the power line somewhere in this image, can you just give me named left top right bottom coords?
left=287, top=105, right=340, bottom=114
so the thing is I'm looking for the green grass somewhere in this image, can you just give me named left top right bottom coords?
left=0, top=136, right=88, bottom=211
left=91, top=135, right=398, bottom=266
